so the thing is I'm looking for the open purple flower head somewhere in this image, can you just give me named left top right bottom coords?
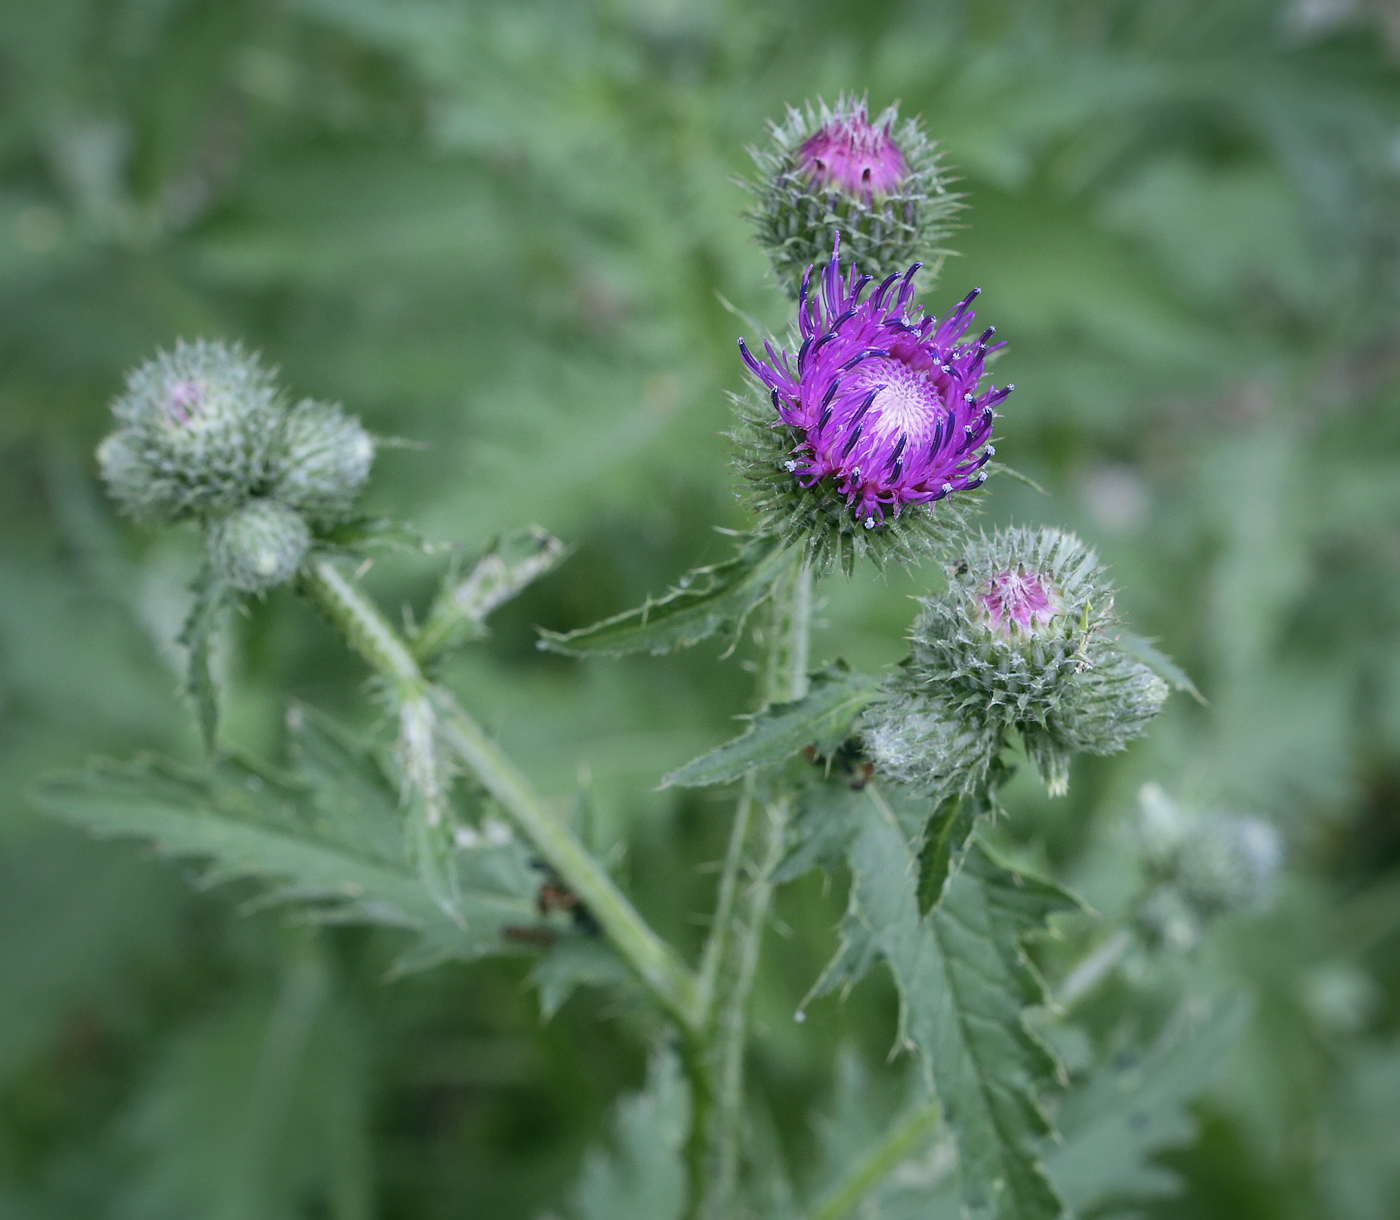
left=797, top=103, right=907, bottom=197
left=739, top=234, right=1010, bottom=531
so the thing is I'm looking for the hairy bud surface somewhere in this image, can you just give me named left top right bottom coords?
left=272, top=399, right=375, bottom=526
left=207, top=499, right=311, bottom=593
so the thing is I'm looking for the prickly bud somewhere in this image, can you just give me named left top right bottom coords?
left=272, top=399, right=375, bottom=526
left=206, top=499, right=311, bottom=593
left=901, top=527, right=1168, bottom=793
left=100, top=340, right=283, bottom=523
left=745, top=95, right=960, bottom=296
left=862, top=693, right=1000, bottom=800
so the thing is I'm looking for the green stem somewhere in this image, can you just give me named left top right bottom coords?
left=301, top=557, right=701, bottom=1032
left=804, top=1103, right=944, bottom=1220
left=690, top=557, right=813, bottom=1220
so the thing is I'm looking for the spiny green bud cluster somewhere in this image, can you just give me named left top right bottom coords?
left=1134, top=783, right=1281, bottom=950
left=97, top=339, right=375, bottom=593
left=867, top=527, right=1168, bottom=796
left=744, top=95, right=961, bottom=296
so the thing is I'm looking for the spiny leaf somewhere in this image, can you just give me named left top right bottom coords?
left=1046, top=994, right=1250, bottom=1211
left=414, top=526, right=568, bottom=661
left=1115, top=632, right=1206, bottom=705
left=811, top=794, right=1080, bottom=1220
left=530, top=937, right=636, bottom=1020
left=538, top=535, right=790, bottom=658
left=33, top=751, right=537, bottom=971
left=178, top=564, right=227, bottom=753
left=917, top=792, right=984, bottom=916
left=572, top=1047, right=689, bottom=1220
left=661, top=661, right=877, bottom=788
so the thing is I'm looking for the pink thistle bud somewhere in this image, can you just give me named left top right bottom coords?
left=980, top=568, right=1059, bottom=634
left=797, top=103, right=908, bottom=197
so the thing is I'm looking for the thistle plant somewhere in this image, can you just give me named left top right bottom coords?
left=40, top=95, right=1275, bottom=1220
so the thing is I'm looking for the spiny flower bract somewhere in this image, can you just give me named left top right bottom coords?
left=735, top=234, right=1009, bottom=574
left=745, top=95, right=961, bottom=296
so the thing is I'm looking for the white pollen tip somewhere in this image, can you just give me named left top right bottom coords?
left=864, top=517, right=875, bottom=529
left=784, top=460, right=797, bottom=471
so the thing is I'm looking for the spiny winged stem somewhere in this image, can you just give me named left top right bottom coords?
left=690, top=555, right=813, bottom=1220
left=299, top=557, right=700, bottom=1031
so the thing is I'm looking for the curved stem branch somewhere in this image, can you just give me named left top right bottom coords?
left=301, top=556, right=701, bottom=1032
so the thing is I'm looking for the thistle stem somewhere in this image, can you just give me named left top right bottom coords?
left=300, top=557, right=701, bottom=1032
left=690, top=557, right=813, bottom=1220
left=1056, top=926, right=1134, bottom=1009
left=803, top=1102, right=944, bottom=1220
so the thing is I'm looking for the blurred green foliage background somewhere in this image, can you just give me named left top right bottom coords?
left=3, top=0, right=1400, bottom=1216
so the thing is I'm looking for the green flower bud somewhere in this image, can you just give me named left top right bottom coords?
left=900, top=527, right=1168, bottom=793
left=271, top=399, right=375, bottom=527
left=862, top=693, right=999, bottom=800
left=1133, top=784, right=1282, bottom=947
left=101, top=339, right=283, bottom=523
left=745, top=95, right=961, bottom=296
left=207, top=499, right=311, bottom=593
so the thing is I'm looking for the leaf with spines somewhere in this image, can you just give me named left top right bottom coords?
left=917, top=792, right=985, bottom=915
left=572, top=1047, right=689, bottom=1220
left=811, top=792, right=1080, bottom=1220
left=33, top=722, right=539, bottom=973
left=661, top=661, right=876, bottom=788
left=415, top=526, right=568, bottom=661
left=1115, top=631, right=1207, bottom=705
left=178, top=564, right=228, bottom=753
left=538, top=534, right=790, bottom=658
left=1045, top=995, right=1249, bottom=1211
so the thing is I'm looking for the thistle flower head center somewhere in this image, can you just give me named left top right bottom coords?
left=739, top=234, right=1010, bottom=528
left=798, top=107, right=907, bottom=197
left=981, top=568, right=1058, bottom=634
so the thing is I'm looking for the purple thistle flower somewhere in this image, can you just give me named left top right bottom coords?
left=797, top=103, right=907, bottom=197
left=981, top=568, right=1058, bottom=634
left=738, top=235, right=1011, bottom=529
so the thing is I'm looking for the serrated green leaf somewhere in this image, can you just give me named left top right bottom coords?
left=530, top=936, right=635, bottom=1020
left=812, top=795, right=1080, bottom=1220
left=661, top=661, right=876, bottom=788
left=1046, top=995, right=1250, bottom=1211
left=177, top=565, right=227, bottom=754
left=917, top=793, right=984, bottom=916
left=1115, top=632, right=1206, bottom=705
left=572, top=1047, right=689, bottom=1220
left=414, top=526, right=568, bottom=661
left=772, top=780, right=868, bottom=884
left=317, top=517, right=435, bottom=556
left=538, top=535, right=789, bottom=658
left=33, top=752, right=536, bottom=969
